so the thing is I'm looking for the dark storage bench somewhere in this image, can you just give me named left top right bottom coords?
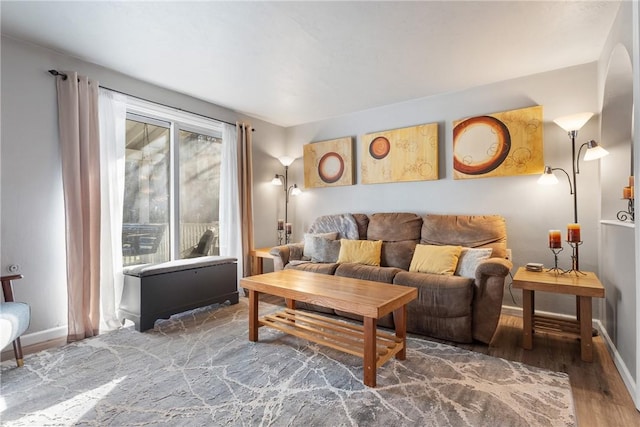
left=119, top=256, right=238, bottom=331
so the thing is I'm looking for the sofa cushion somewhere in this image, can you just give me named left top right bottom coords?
left=335, top=263, right=402, bottom=284
left=455, top=247, right=493, bottom=279
left=409, top=244, right=462, bottom=275
left=284, top=262, right=339, bottom=275
left=367, top=213, right=422, bottom=270
left=421, top=214, right=507, bottom=258
left=352, top=213, right=370, bottom=240
left=381, top=240, right=418, bottom=271
left=367, top=212, right=422, bottom=241
left=334, top=264, right=401, bottom=329
left=303, top=232, right=339, bottom=260
left=393, top=271, right=474, bottom=342
left=337, top=239, right=382, bottom=266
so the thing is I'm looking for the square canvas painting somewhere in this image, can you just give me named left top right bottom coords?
left=361, top=123, right=438, bottom=184
left=303, top=137, right=354, bottom=188
left=453, top=105, right=544, bottom=179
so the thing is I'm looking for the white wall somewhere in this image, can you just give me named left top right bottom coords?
left=285, top=64, right=601, bottom=317
left=0, top=36, right=285, bottom=342
left=594, top=0, right=639, bottom=410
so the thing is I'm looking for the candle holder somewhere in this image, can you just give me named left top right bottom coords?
left=546, top=247, right=564, bottom=275
left=277, top=229, right=284, bottom=245
left=563, top=241, right=586, bottom=276
left=617, top=198, right=634, bottom=222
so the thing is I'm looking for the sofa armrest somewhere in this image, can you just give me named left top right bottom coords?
left=475, top=258, right=512, bottom=286
left=472, top=257, right=513, bottom=343
left=269, top=243, right=304, bottom=270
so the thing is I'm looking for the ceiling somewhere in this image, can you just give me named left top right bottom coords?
left=0, top=1, right=621, bottom=127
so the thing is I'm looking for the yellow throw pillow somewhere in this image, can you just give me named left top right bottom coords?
left=409, top=244, right=462, bottom=275
left=337, top=239, right=383, bottom=266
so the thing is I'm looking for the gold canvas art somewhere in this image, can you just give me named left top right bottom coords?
left=453, top=105, right=544, bottom=180
left=303, top=137, right=354, bottom=188
left=361, top=123, right=439, bottom=184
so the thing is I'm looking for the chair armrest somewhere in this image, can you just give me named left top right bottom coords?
left=270, top=243, right=304, bottom=270
left=1, top=274, right=24, bottom=302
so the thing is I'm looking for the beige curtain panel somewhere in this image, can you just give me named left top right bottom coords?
left=55, top=71, right=102, bottom=342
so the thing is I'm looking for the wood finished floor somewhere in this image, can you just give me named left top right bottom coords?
left=4, top=301, right=639, bottom=426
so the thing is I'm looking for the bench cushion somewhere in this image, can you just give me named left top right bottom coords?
left=123, top=256, right=237, bottom=277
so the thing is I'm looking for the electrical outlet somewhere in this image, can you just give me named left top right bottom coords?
left=7, top=264, right=20, bottom=274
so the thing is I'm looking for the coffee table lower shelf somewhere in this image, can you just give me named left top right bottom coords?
left=260, top=308, right=404, bottom=369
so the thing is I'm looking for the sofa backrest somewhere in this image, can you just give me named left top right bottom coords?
left=367, top=213, right=422, bottom=270
left=420, top=214, right=507, bottom=258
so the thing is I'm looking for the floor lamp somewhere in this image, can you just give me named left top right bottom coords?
left=537, top=112, right=609, bottom=272
left=271, top=156, right=301, bottom=244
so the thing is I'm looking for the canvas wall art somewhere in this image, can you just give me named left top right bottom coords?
left=453, top=105, right=544, bottom=180
left=303, top=137, right=354, bottom=188
left=361, top=123, right=438, bottom=184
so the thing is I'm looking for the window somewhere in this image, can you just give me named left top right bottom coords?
left=122, top=103, right=222, bottom=267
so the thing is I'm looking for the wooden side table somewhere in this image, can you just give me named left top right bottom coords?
left=512, top=267, right=605, bottom=362
left=250, top=247, right=274, bottom=275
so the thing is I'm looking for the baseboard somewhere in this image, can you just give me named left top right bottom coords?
left=501, top=304, right=584, bottom=322
left=595, top=319, right=639, bottom=411
left=502, top=304, right=639, bottom=411
left=1, top=325, right=68, bottom=352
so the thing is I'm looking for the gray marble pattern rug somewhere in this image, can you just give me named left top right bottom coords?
left=1, top=299, right=575, bottom=426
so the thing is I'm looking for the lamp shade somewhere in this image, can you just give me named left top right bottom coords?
left=290, top=184, right=302, bottom=196
left=583, top=140, right=609, bottom=161
left=271, top=174, right=283, bottom=185
left=278, top=156, right=294, bottom=167
left=537, top=166, right=559, bottom=185
left=553, top=112, right=594, bottom=132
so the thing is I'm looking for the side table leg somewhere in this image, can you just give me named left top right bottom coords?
left=249, top=289, right=259, bottom=342
left=393, top=305, right=407, bottom=360
left=363, top=317, right=377, bottom=387
left=579, top=296, right=593, bottom=362
left=522, top=289, right=534, bottom=350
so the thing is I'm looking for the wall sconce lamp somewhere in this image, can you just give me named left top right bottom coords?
left=272, top=156, right=301, bottom=244
left=537, top=112, right=609, bottom=271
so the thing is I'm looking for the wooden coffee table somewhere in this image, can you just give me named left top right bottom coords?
left=240, top=270, right=418, bottom=387
left=512, top=267, right=605, bottom=362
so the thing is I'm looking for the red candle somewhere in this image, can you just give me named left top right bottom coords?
left=567, top=223, right=581, bottom=243
left=548, top=230, right=562, bottom=248
left=277, top=219, right=284, bottom=230
left=623, top=187, right=632, bottom=199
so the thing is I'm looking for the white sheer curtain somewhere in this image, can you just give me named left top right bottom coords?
left=220, top=123, right=243, bottom=288
left=98, top=89, right=127, bottom=330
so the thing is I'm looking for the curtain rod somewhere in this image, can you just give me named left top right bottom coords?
left=48, top=69, right=254, bottom=131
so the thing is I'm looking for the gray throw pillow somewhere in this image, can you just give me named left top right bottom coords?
left=310, top=238, right=342, bottom=263
left=303, top=232, right=339, bottom=260
left=455, top=247, right=493, bottom=278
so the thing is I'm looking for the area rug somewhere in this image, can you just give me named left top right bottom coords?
left=1, top=299, right=575, bottom=426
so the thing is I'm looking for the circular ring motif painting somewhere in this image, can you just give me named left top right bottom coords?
left=453, top=116, right=511, bottom=175
left=318, top=152, right=344, bottom=183
left=369, top=136, right=391, bottom=159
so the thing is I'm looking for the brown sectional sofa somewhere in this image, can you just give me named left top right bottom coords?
left=270, top=213, right=512, bottom=344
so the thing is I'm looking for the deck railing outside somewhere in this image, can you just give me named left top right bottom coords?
left=123, top=222, right=218, bottom=267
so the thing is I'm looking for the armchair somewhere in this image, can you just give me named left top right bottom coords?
left=1, top=274, right=31, bottom=367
